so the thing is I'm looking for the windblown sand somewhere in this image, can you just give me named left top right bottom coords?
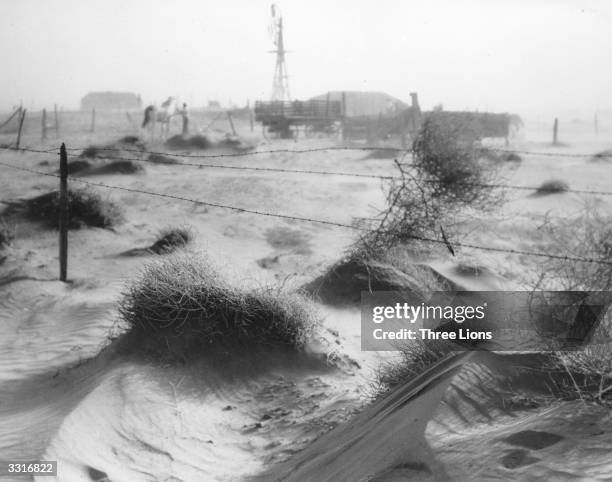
left=1, top=114, right=612, bottom=481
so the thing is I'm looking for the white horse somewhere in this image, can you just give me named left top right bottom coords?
left=141, top=96, right=180, bottom=138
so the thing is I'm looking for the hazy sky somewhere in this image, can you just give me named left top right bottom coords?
left=1, top=0, right=610, bottom=117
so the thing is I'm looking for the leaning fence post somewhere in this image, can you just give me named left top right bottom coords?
left=42, top=109, right=47, bottom=140
left=91, top=108, right=96, bottom=132
left=15, top=108, right=26, bottom=150
left=227, top=111, right=237, bottom=136
left=59, top=143, right=68, bottom=282
left=553, top=118, right=558, bottom=145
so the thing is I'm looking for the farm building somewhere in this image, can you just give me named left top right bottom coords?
left=254, top=90, right=420, bottom=141
left=254, top=90, right=516, bottom=144
left=309, top=91, right=408, bottom=117
left=326, top=91, right=421, bottom=144
left=80, top=92, right=142, bottom=111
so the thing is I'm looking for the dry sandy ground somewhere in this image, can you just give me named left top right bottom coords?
left=1, top=114, right=612, bottom=481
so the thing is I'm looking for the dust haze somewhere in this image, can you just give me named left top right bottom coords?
left=1, top=0, right=611, bottom=118
left=2, top=2, right=612, bottom=482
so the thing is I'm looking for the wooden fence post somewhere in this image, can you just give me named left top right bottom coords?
left=182, top=108, right=189, bottom=136
left=15, top=109, right=26, bottom=149
left=42, top=109, right=47, bottom=140
left=54, top=104, right=59, bottom=138
left=553, top=118, right=558, bottom=145
left=59, top=143, right=68, bottom=282
left=91, top=108, right=96, bottom=132
left=227, top=111, right=237, bottom=136
left=400, top=111, right=407, bottom=149
left=249, top=109, right=254, bottom=132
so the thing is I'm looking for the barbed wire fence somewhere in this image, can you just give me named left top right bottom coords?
left=3, top=144, right=612, bottom=195
left=2, top=139, right=612, bottom=282
left=4, top=142, right=612, bottom=158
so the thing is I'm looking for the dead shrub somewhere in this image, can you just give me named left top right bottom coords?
left=0, top=218, right=15, bottom=248
left=117, top=135, right=143, bottom=146
left=66, top=159, right=92, bottom=174
left=591, top=150, right=612, bottom=162
left=412, top=115, right=498, bottom=204
left=18, top=188, right=122, bottom=229
left=118, top=255, right=319, bottom=359
left=79, top=137, right=147, bottom=159
left=529, top=204, right=612, bottom=404
left=542, top=341, right=612, bottom=404
left=68, top=160, right=144, bottom=176
left=355, top=115, right=502, bottom=257
left=533, top=179, right=569, bottom=196
left=149, top=226, right=193, bottom=254
left=147, top=153, right=179, bottom=164
left=79, top=146, right=100, bottom=159
left=87, top=160, right=143, bottom=175
left=302, top=245, right=448, bottom=307
left=534, top=203, right=612, bottom=292
left=165, top=135, right=211, bottom=150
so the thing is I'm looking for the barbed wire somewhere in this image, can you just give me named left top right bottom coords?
left=74, top=152, right=401, bottom=180
left=2, top=159, right=612, bottom=266
left=67, top=145, right=406, bottom=159
left=0, top=146, right=62, bottom=155
left=3, top=145, right=612, bottom=196
left=59, top=153, right=612, bottom=197
left=487, top=147, right=611, bottom=158
left=423, top=180, right=612, bottom=197
left=81, top=153, right=612, bottom=196
left=2, top=143, right=610, bottom=160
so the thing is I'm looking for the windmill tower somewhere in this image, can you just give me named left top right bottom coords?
left=269, top=4, right=291, bottom=102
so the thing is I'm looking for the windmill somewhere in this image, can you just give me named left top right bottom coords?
left=268, top=4, right=291, bottom=102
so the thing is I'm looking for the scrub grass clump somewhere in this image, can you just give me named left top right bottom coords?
left=21, top=188, right=122, bottom=229
left=148, top=226, right=193, bottom=254
left=118, top=255, right=318, bottom=356
left=0, top=218, right=14, bottom=248
left=534, top=179, right=569, bottom=196
left=373, top=339, right=458, bottom=397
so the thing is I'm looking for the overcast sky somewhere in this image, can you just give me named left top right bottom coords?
left=1, top=0, right=610, bottom=118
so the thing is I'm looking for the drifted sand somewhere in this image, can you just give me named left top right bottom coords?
left=1, top=115, right=612, bottom=481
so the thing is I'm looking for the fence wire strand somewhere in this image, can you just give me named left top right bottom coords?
left=2, top=143, right=611, bottom=159
left=3, top=145, right=612, bottom=195
left=2, top=158, right=612, bottom=267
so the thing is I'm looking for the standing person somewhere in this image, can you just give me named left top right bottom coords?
left=181, top=103, right=189, bottom=135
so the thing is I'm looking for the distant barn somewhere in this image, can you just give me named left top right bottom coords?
left=80, top=92, right=142, bottom=111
